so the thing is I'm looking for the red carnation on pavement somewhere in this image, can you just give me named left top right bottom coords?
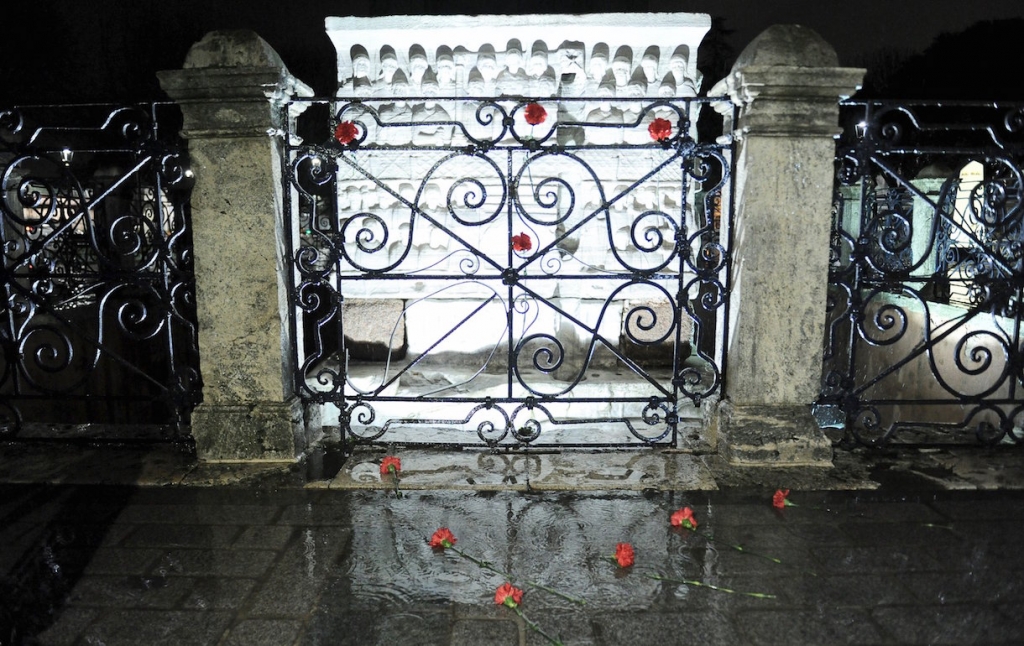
left=615, top=542, right=635, bottom=568
left=511, top=232, right=532, bottom=252
left=334, top=121, right=358, bottom=145
left=524, top=103, right=547, bottom=126
left=429, top=528, right=457, bottom=550
left=495, top=582, right=524, bottom=608
left=648, top=117, right=673, bottom=142
left=380, top=455, right=401, bottom=476
left=671, top=507, right=699, bottom=530
left=773, top=489, right=795, bottom=509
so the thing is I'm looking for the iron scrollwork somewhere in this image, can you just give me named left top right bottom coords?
left=284, top=95, right=735, bottom=447
left=821, top=100, right=1024, bottom=446
left=0, top=103, right=201, bottom=438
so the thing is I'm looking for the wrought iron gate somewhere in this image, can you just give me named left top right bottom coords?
left=0, top=103, right=200, bottom=441
left=821, top=101, right=1024, bottom=446
left=283, top=96, right=734, bottom=447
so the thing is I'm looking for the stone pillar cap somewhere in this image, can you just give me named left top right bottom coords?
left=732, top=24, right=839, bottom=71
left=184, top=30, right=287, bottom=70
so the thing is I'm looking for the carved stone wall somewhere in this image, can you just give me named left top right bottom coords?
left=327, top=14, right=710, bottom=99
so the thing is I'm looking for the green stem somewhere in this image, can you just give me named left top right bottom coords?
left=451, top=548, right=586, bottom=605
left=514, top=607, right=565, bottom=646
left=648, top=574, right=776, bottom=599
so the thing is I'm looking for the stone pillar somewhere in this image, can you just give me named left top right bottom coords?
left=708, top=25, right=864, bottom=466
left=158, top=31, right=317, bottom=460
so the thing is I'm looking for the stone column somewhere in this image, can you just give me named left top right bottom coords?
left=708, top=25, right=864, bottom=466
left=158, top=30, right=317, bottom=460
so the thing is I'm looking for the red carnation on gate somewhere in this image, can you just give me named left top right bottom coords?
left=648, top=117, right=673, bottom=142
left=511, top=232, right=532, bottom=252
left=429, top=527, right=457, bottom=550
left=495, top=582, right=524, bottom=608
left=773, top=489, right=794, bottom=509
left=334, top=120, right=358, bottom=145
left=524, top=102, right=547, bottom=126
left=615, top=542, right=635, bottom=568
left=380, top=455, right=401, bottom=476
left=671, top=507, right=699, bottom=530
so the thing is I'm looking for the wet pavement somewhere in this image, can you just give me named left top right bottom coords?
left=1, top=443, right=1024, bottom=645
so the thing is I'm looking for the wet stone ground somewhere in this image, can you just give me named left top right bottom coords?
left=2, top=483, right=1023, bottom=645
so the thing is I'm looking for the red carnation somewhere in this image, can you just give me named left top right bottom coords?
left=615, top=542, right=635, bottom=568
left=380, top=455, right=401, bottom=476
left=670, top=507, right=698, bottom=530
left=429, top=527, right=457, bottom=549
left=511, top=232, right=532, bottom=252
left=334, top=121, right=358, bottom=145
left=524, top=103, right=547, bottom=126
left=648, top=117, right=673, bottom=142
left=494, top=582, right=524, bottom=608
left=773, top=489, right=794, bottom=509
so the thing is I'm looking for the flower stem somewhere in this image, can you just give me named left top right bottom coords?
left=514, top=607, right=565, bottom=646
left=648, top=574, right=776, bottom=599
left=451, top=548, right=586, bottom=605
left=730, top=543, right=818, bottom=577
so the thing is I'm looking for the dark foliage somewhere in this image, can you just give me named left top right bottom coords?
left=857, top=19, right=1024, bottom=100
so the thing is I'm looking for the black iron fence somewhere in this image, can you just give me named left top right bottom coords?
left=282, top=95, right=735, bottom=448
left=0, top=103, right=200, bottom=441
left=821, top=100, right=1024, bottom=446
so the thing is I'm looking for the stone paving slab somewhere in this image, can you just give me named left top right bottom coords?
left=4, top=484, right=1024, bottom=645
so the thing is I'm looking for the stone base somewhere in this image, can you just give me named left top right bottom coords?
left=191, top=399, right=307, bottom=461
left=714, top=400, right=833, bottom=467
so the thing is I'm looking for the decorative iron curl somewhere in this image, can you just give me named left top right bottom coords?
left=630, top=210, right=678, bottom=254
left=538, top=249, right=562, bottom=275
left=344, top=401, right=387, bottom=441
left=858, top=292, right=908, bottom=346
left=103, top=106, right=150, bottom=144
left=104, top=285, right=167, bottom=341
left=339, top=212, right=389, bottom=255
left=512, top=418, right=542, bottom=443
left=416, top=151, right=505, bottom=227
left=847, top=403, right=891, bottom=446
left=157, top=152, right=190, bottom=186
left=517, top=333, right=565, bottom=374
left=513, top=151, right=595, bottom=227
left=963, top=404, right=1008, bottom=445
left=16, top=322, right=91, bottom=394
left=835, top=153, right=860, bottom=186
left=290, top=148, right=337, bottom=197
left=293, top=242, right=334, bottom=279
left=968, top=164, right=1022, bottom=230
left=1003, top=106, right=1024, bottom=134
left=475, top=405, right=512, bottom=446
left=629, top=399, right=673, bottom=443
left=623, top=296, right=676, bottom=346
left=468, top=100, right=510, bottom=145
left=0, top=107, right=24, bottom=136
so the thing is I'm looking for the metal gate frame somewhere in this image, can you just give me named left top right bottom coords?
left=821, top=100, right=1024, bottom=446
left=0, top=103, right=201, bottom=441
left=282, top=96, right=736, bottom=448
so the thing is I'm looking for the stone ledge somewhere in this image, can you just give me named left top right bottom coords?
left=327, top=448, right=717, bottom=491
left=715, top=400, right=834, bottom=467
left=191, top=399, right=304, bottom=461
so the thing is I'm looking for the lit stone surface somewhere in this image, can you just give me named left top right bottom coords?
left=326, top=14, right=710, bottom=98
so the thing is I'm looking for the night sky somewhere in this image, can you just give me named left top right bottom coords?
left=2, top=0, right=1023, bottom=103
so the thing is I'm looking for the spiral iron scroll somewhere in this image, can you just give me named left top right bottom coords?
left=824, top=100, right=1024, bottom=446
left=0, top=103, right=200, bottom=437
left=286, top=95, right=734, bottom=447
